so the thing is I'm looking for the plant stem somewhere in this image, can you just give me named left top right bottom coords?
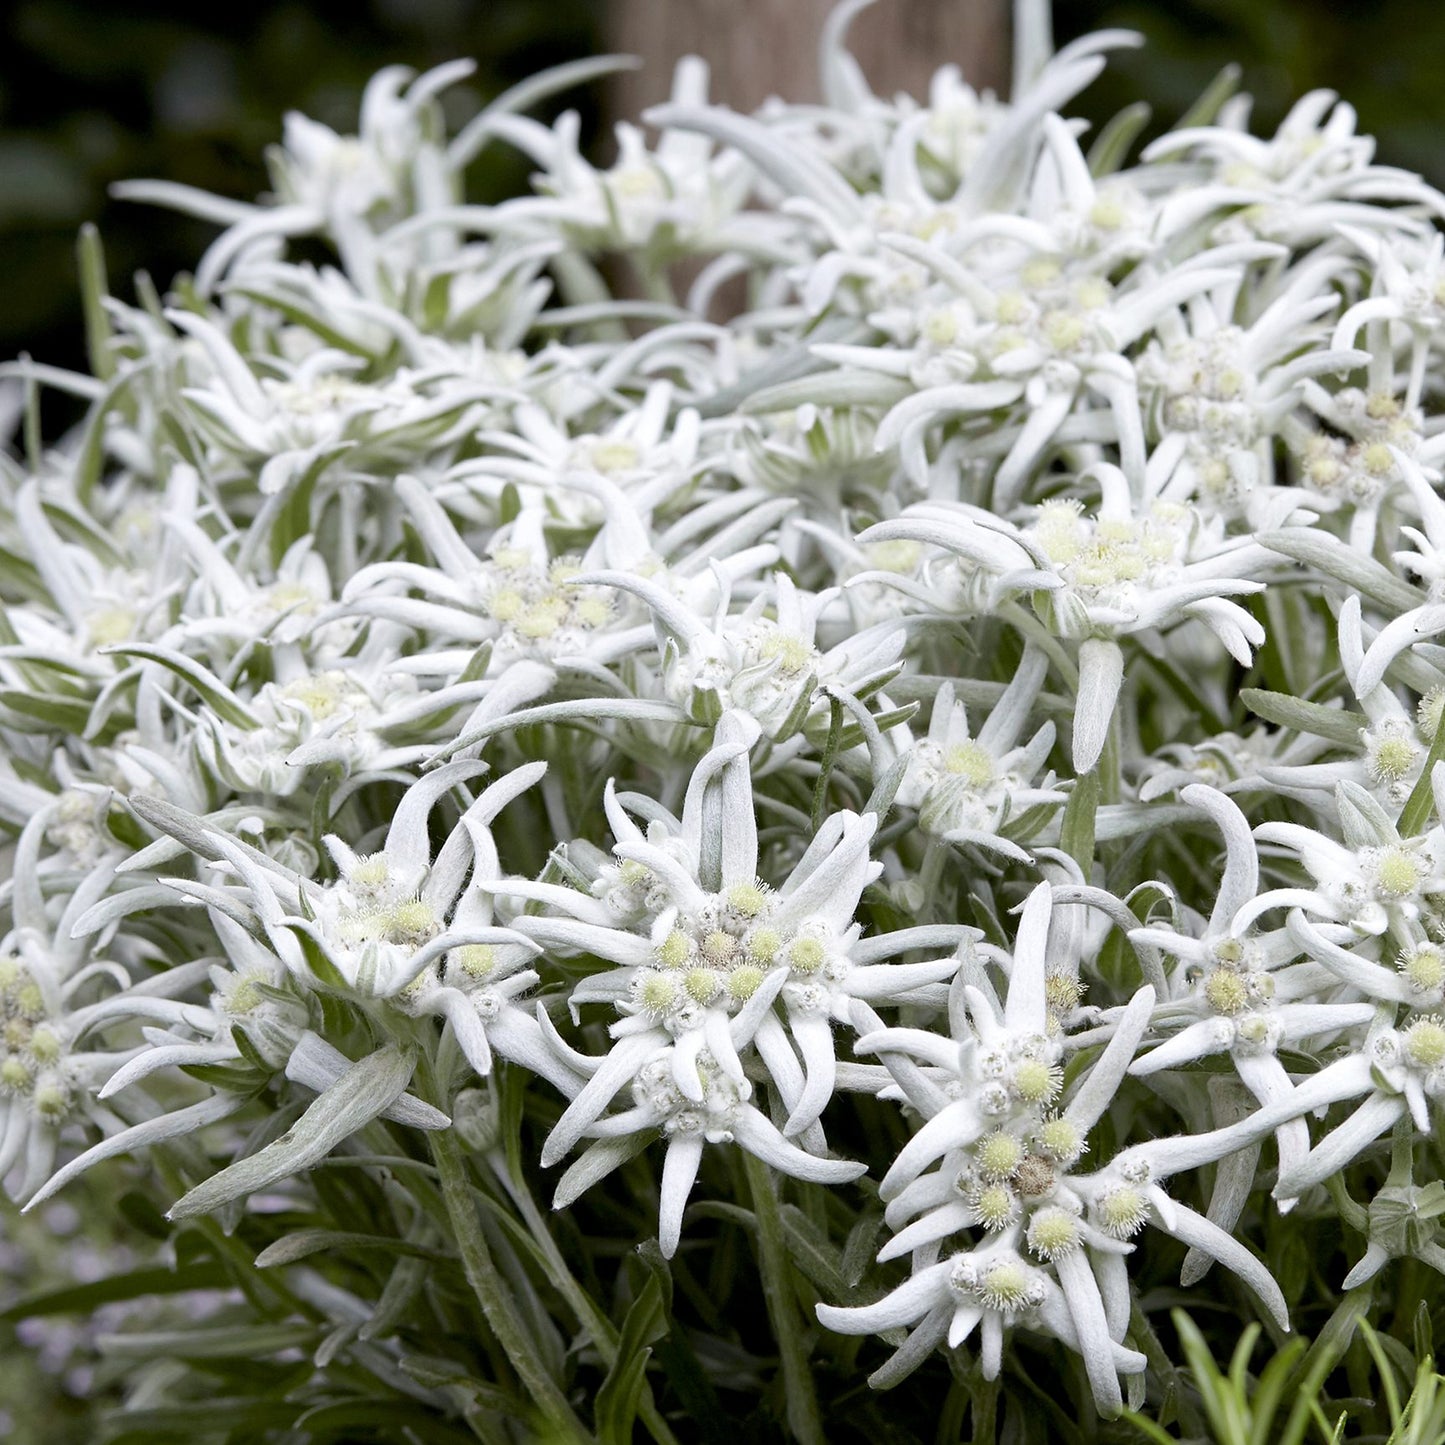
left=429, top=1124, right=592, bottom=1443
left=741, top=1150, right=826, bottom=1445
left=489, top=1151, right=682, bottom=1445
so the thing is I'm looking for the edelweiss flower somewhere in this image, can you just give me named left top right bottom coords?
left=593, top=568, right=905, bottom=738
left=0, top=853, right=213, bottom=1202
left=891, top=644, right=1063, bottom=858
left=861, top=464, right=1271, bottom=769
left=817, top=1242, right=1143, bottom=1393
left=192, top=760, right=546, bottom=1004
left=1128, top=785, right=1375, bottom=1200
left=1251, top=779, right=1445, bottom=936
left=496, top=712, right=964, bottom=1148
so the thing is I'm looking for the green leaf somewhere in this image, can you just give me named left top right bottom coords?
left=0, top=1262, right=229, bottom=1322
left=77, top=222, right=115, bottom=380
left=1279, top=1286, right=1375, bottom=1445
left=1176, top=62, right=1243, bottom=128
left=169, top=1045, right=416, bottom=1219
left=1240, top=688, right=1363, bottom=747
left=1261, top=529, right=1423, bottom=613
left=104, top=1400, right=304, bottom=1439
left=226, top=287, right=375, bottom=357
left=254, top=1229, right=448, bottom=1268
left=595, top=1267, right=667, bottom=1445
left=103, top=643, right=261, bottom=729
left=286, top=922, right=352, bottom=993
left=1399, top=727, right=1445, bottom=837
left=1088, top=101, right=1152, bottom=174
left=292, top=1399, right=481, bottom=1443
left=1061, top=769, right=1099, bottom=874
left=96, top=1322, right=317, bottom=1359
left=779, top=1204, right=847, bottom=1299
left=0, top=689, right=95, bottom=733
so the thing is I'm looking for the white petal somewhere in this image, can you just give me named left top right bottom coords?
left=1275, top=1093, right=1405, bottom=1199
left=658, top=1133, right=704, bottom=1258
left=784, top=1011, right=838, bottom=1137
left=1073, top=638, right=1124, bottom=774
left=1003, top=883, right=1052, bottom=1034
left=731, top=1105, right=865, bottom=1184
left=1054, top=1247, right=1123, bottom=1417
left=816, top=1260, right=952, bottom=1334
left=1064, top=985, right=1154, bottom=1130
left=1158, top=1198, right=1289, bottom=1330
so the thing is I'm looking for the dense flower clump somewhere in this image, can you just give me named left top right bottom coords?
left=7, top=2, right=1445, bottom=1434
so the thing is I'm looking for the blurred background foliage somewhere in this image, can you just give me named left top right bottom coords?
left=0, top=0, right=596, bottom=376
left=2, top=0, right=1445, bottom=374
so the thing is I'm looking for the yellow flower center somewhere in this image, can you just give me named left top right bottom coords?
left=1373, top=847, right=1425, bottom=899
left=1098, top=1186, right=1148, bottom=1237
left=976, top=1130, right=1024, bottom=1181
left=978, top=1261, right=1033, bottom=1308
left=685, top=969, right=723, bottom=1004
left=1420, top=687, right=1445, bottom=742
left=727, top=882, right=769, bottom=918
left=1088, top=196, right=1126, bottom=230
left=1037, top=1117, right=1082, bottom=1162
left=589, top=440, right=641, bottom=474
left=33, top=1083, right=69, bottom=1120
left=452, top=944, right=496, bottom=980
left=757, top=629, right=816, bottom=675
left=727, top=965, right=765, bottom=1002
left=1361, top=441, right=1394, bottom=476
left=656, top=930, right=692, bottom=969
left=1044, top=972, right=1082, bottom=1015
left=1012, top=1057, right=1061, bottom=1105
left=390, top=900, right=439, bottom=940
left=1401, top=946, right=1445, bottom=994
left=1041, top=310, right=1087, bottom=353
left=942, top=741, right=996, bottom=788
left=1205, top=970, right=1250, bottom=1015
left=1027, top=1207, right=1080, bottom=1260
left=1372, top=735, right=1419, bottom=783
left=863, top=540, right=922, bottom=574
left=86, top=606, right=136, bottom=647
left=349, top=856, right=392, bottom=891
left=747, top=929, right=782, bottom=964
left=1405, top=1017, right=1445, bottom=1069
left=638, top=972, right=680, bottom=1016
left=972, top=1183, right=1017, bottom=1230
left=787, top=937, right=827, bottom=974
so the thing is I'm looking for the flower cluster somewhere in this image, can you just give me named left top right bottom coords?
left=8, top=1, right=1445, bottom=1427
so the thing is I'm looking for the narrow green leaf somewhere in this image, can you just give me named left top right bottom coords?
left=254, top=1229, right=447, bottom=1268
left=1176, top=62, right=1243, bottom=128
left=104, top=643, right=261, bottom=729
left=1088, top=101, right=1152, bottom=175
left=97, top=1322, right=317, bottom=1359
left=1061, top=769, right=1099, bottom=874
left=1240, top=688, right=1363, bottom=747
left=1400, top=731, right=1445, bottom=837
left=169, top=1045, right=415, bottom=1219
left=595, top=1270, right=667, bottom=1445
left=779, top=1204, right=848, bottom=1299
left=0, top=1262, right=229, bottom=1322
left=0, top=690, right=95, bottom=733
left=1262, top=529, right=1423, bottom=613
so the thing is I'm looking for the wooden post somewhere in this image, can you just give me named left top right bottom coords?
left=606, top=0, right=1011, bottom=120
